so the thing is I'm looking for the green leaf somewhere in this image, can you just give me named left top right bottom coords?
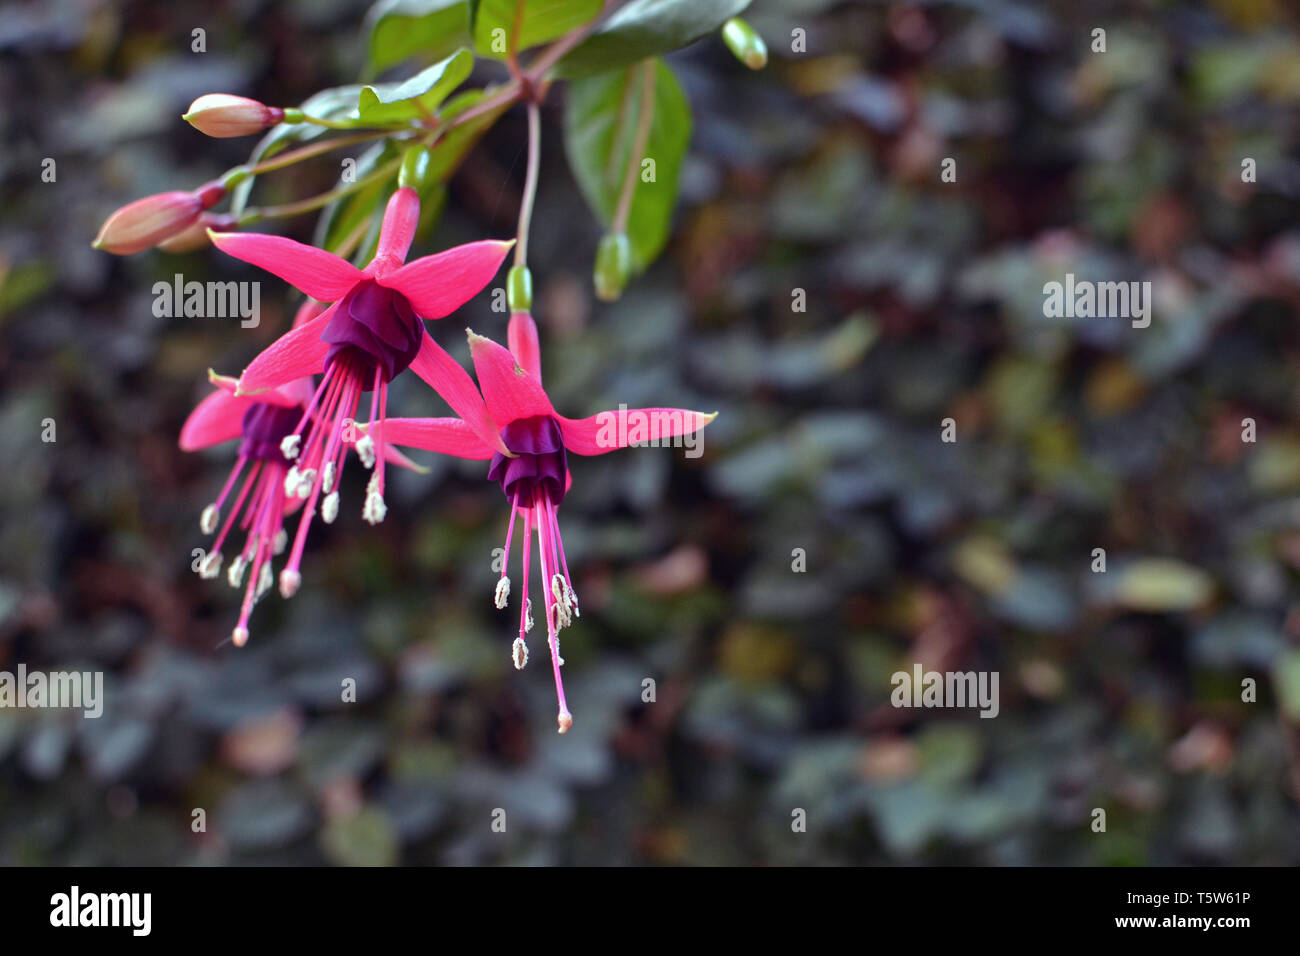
left=425, top=86, right=513, bottom=182
left=556, top=0, right=753, bottom=79
left=469, top=0, right=603, bottom=59
left=231, top=85, right=364, bottom=217
left=318, top=89, right=499, bottom=264
left=365, top=0, right=471, bottom=76
left=564, top=59, right=691, bottom=272
left=358, top=48, right=475, bottom=124
left=314, top=142, right=399, bottom=256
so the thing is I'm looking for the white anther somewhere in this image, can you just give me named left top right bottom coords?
left=256, top=563, right=273, bottom=600
left=363, top=490, right=387, bottom=524
left=232, top=627, right=249, bottom=648
left=273, top=529, right=288, bottom=555
left=512, top=637, right=528, bottom=670
left=494, top=577, right=511, bottom=609
left=199, top=551, right=223, bottom=579
left=322, top=461, right=337, bottom=494
left=227, top=555, right=246, bottom=589
left=322, top=491, right=339, bottom=524
left=200, top=505, right=219, bottom=535
left=551, top=575, right=572, bottom=628
left=295, top=468, right=316, bottom=499
left=280, top=434, right=301, bottom=460
left=283, top=465, right=300, bottom=497
left=279, top=568, right=301, bottom=599
left=362, top=473, right=386, bottom=524
left=356, top=434, right=376, bottom=469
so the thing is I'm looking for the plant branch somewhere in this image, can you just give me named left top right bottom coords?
left=246, top=130, right=392, bottom=176
left=299, top=114, right=409, bottom=132
left=240, top=156, right=402, bottom=223
left=515, top=101, right=542, bottom=268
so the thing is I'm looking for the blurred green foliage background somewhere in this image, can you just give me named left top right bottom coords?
left=2, top=0, right=1300, bottom=865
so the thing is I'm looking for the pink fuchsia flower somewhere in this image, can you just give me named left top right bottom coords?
left=208, top=186, right=512, bottom=601
left=180, top=301, right=425, bottom=647
left=379, top=312, right=717, bottom=733
left=180, top=371, right=313, bottom=647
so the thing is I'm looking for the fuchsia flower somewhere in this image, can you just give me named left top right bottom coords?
left=208, top=186, right=512, bottom=602
left=180, top=371, right=312, bottom=646
left=380, top=312, right=716, bottom=733
left=180, top=301, right=425, bottom=646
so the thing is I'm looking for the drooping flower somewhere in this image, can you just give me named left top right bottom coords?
left=180, top=371, right=312, bottom=647
left=180, top=301, right=426, bottom=646
left=208, top=186, right=512, bottom=601
left=378, top=312, right=716, bottom=733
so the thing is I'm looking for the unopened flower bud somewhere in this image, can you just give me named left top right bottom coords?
left=93, top=191, right=204, bottom=255
left=398, top=144, right=432, bottom=190
left=158, top=212, right=237, bottom=253
left=593, top=232, right=631, bottom=302
left=183, top=94, right=285, bottom=138
left=507, top=265, right=532, bottom=312
left=722, top=18, right=768, bottom=70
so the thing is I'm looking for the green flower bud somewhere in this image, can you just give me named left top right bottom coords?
left=593, top=233, right=631, bottom=302
left=507, top=265, right=533, bottom=313
left=722, top=18, right=768, bottom=71
left=399, top=145, right=432, bottom=190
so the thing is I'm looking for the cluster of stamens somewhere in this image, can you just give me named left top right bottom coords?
left=488, top=415, right=579, bottom=732
left=196, top=402, right=299, bottom=646
left=194, top=277, right=426, bottom=646
left=273, top=354, right=393, bottom=601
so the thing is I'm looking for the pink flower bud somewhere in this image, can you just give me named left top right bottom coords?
left=183, top=94, right=285, bottom=138
left=157, top=213, right=237, bottom=253
left=93, top=191, right=205, bottom=255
